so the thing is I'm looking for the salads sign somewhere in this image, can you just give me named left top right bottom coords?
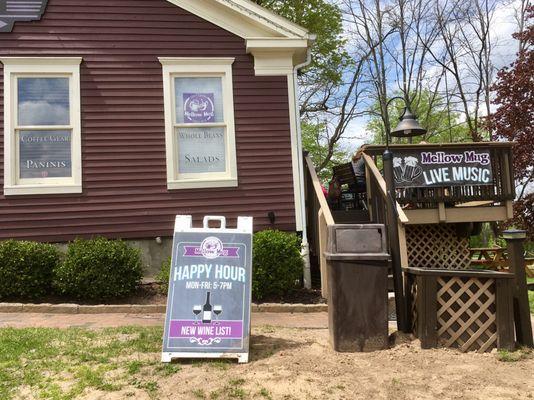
left=392, top=149, right=493, bottom=188
left=162, top=216, right=253, bottom=364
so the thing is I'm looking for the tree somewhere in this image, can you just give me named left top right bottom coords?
left=254, top=0, right=364, bottom=172
left=366, top=90, right=471, bottom=144
left=490, top=5, right=534, bottom=239
left=253, top=0, right=350, bottom=113
left=301, top=121, right=348, bottom=182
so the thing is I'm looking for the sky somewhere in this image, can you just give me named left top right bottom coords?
left=330, top=0, right=525, bottom=157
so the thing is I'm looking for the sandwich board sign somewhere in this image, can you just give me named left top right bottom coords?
left=162, top=215, right=253, bottom=364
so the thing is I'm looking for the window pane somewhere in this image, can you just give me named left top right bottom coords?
left=176, top=127, right=226, bottom=173
left=175, top=77, right=224, bottom=124
left=18, top=78, right=70, bottom=126
left=19, top=130, right=72, bottom=179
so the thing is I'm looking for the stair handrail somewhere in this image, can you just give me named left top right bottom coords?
left=362, top=153, right=408, bottom=224
left=305, top=154, right=335, bottom=226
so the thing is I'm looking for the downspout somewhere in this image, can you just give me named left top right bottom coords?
left=293, top=44, right=313, bottom=289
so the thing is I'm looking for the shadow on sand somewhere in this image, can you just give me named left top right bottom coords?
left=249, top=334, right=304, bottom=361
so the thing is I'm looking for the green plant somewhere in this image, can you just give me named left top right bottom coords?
left=252, top=230, right=303, bottom=300
left=54, top=238, right=142, bottom=299
left=0, top=240, right=61, bottom=299
left=156, top=257, right=171, bottom=293
left=496, top=347, right=532, bottom=362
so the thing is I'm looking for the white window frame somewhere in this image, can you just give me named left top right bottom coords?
left=1, top=57, right=82, bottom=196
left=159, top=57, right=238, bottom=190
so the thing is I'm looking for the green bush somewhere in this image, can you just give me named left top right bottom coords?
left=156, top=257, right=171, bottom=294
left=54, top=238, right=143, bottom=299
left=0, top=240, right=61, bottom=299
left=252, top=230, right=303, bottom=300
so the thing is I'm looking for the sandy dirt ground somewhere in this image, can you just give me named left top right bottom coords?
left=78, top=326, right=533, bottom=400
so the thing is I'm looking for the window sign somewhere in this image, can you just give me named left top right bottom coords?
left=175, top=77, right=223, bottom=124
left=159, top=57, right=237, bottom=189
left=176, top=127, right=226, bottom=173
left=183, top=93, right=215, bottom=123
left=16, top=77, right=73, bottom=181
left=18, top=77, right=70, bottom=126
left=1, top=57, right=82, bottom=195
left=19, top=130, right=71, bottom=179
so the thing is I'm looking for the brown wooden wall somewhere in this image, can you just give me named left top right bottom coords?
left=0, top=0, right=296, bottom=242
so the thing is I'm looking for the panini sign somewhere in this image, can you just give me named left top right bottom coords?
left=392, top=149, right=493, bottom=188
left=162, top=215, right=253, bottom=364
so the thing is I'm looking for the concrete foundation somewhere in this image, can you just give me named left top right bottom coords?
left=55, top=237, right=174, bottom=277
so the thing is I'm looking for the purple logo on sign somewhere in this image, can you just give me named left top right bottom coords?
left=184, top=93, right=215, bottom=123
left=183, top=237, right=239, bottom=259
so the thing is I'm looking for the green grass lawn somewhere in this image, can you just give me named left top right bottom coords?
left=0, top=326, right=178, bottom=400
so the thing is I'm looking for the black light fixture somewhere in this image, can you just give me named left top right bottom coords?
left=390, top=107, right=427, bottom=138
left=267, top=211, right=276, bottom=225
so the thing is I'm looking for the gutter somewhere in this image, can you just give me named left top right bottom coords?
left=292, top=40, right=314, bottom=289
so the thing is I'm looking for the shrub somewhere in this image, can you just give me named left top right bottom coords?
left=0, top=240, right=61, bottom=299
left=156, top=257, right=171, bottom=294
left=252, top=230, right=303, bottom=300
left=54, top=238, right=143, bottom=299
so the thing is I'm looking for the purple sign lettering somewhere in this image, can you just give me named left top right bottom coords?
left=183, top=236, right=239, bottom=258
left=183, top=93, right=215, bottom=123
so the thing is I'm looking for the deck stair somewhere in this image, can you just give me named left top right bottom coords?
left=304, top=142, right=521, bottom=351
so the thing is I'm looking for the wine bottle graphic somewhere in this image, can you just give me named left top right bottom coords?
left=202, top=291, right=213, bottom=324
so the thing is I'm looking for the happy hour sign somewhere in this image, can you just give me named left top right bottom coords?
left=392, top=149, right=493, bottom=188
left=162, top=216, right=253, bottom=364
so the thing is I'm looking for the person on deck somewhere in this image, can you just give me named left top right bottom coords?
left=351, top=146, right=368, bottom=193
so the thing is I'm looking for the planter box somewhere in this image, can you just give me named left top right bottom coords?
left=405, top=267, right=515, bottom=352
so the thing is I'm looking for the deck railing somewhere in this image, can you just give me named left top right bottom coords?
left=364, top=142, right=515, bottom=209
left=304, top=154, right=335, bottom=298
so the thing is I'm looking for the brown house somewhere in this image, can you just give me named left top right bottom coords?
left=0, top=0, right=313, bottom=270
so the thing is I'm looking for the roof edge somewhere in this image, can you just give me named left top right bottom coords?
left=166, top=0, right=310, bottom=40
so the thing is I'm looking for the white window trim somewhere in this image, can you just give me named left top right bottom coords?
left=1, top=57, right=83, bottom=196
left=159, top=57, right=238, bottom=190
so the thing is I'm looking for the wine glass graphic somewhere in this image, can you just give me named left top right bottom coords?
left=192, top=305, right=202, bottom=324
left=213, top=305, right=223, bottom=325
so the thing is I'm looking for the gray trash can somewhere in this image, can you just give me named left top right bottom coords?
left=324, top=224, right=390, bottom=352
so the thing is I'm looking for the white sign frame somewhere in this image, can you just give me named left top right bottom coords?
left=161, top=215, right=253, bottom=364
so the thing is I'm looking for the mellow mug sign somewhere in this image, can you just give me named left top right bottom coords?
left=392, top=148, right=493, bottom=188
left=162, top=215, right=253, bottom=364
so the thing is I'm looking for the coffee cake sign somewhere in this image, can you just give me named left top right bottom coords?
left=392, top=149, right=493, bottom=188
left=0, top=0, right=48, bottom=32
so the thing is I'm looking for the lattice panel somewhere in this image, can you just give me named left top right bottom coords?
left=406, top=224, right=471, bottom=269
left=437, top=276, right=497, bottom=352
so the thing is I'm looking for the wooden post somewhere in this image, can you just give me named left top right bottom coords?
left=495, top=278, right=515, bottom=350
left=416, top=275, right=438, bottom=349
left=503, top=230, right=533, bottom=347
left=318, top=209, right=329, bottom=299
left=383, top=150, right=409, bottom=333
left=404, top=272, right=414, bottom=332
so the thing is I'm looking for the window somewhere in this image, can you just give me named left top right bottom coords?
left=1, top=57, right=82, bottom=195
left=159, top=58, right=237, bottom=189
